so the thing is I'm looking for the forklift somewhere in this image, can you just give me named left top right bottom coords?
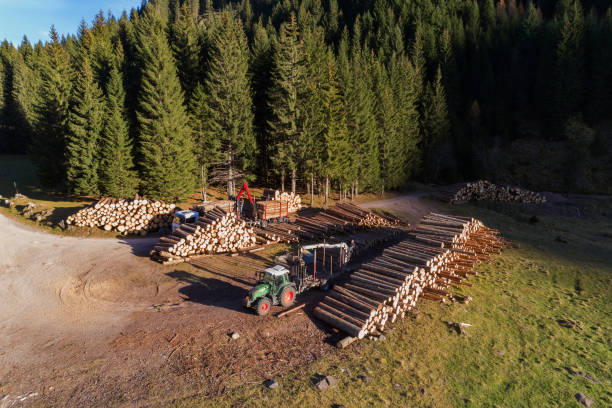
left=243, top=241, right=355, bottom=316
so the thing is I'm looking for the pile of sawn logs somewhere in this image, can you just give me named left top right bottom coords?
left=443, top=180, right=546, bottom=204
left=65, top=196, right=175, bottom=235
left=292, top=202, right=401, bottom=238
left=150, top=207, right=257, bottom=264
left=313, top=212, right=510, bottom=340
left=272, top=191, right=302, bottom=212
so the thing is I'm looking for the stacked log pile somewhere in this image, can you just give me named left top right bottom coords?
left=313, top=212, right=510, bottom=340
left=272, top=191, right=302, bottom=212
left=150, top=207, right=257, bottom=264
left=256, top=200, right=291, bottom=220
left=437, top=180, right=546, bottom=204
left=293, top=202, right=402, bottom=238
left=65, top=196, right=175, bottom=235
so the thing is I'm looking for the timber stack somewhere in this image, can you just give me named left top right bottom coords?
left=150, top=207, right=257, bottom=264
left=272, top=191, right=302, bottom=212
left=313, top=212, right=510, bottom=340
left=438, top=180, right=546, bottom=204
left=65, top=196, right=175, bottom=235
left=293, top=202, right=402, bottom=238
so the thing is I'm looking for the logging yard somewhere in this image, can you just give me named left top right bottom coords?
left=0, top=156, right=611, bottom=407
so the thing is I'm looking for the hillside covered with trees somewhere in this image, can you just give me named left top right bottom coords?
left=1, top=0, right=611, bottom=200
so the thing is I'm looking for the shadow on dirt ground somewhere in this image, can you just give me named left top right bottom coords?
left=167, top=270, right=249, bottom=313
left=118, top=236, right=164, bottom=257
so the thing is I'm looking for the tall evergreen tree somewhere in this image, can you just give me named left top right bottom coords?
left=100, top=60, right=138, bottom=198
left=31, top=27, right=73, bottom=187
left=135, top=5, right=196, bottom=201
left=12, top=37, right=40, bottom=143
left=551, top=0, right=585, bottom=134
left=320, top=49, right=352, bottom=190
left=423, top=66, right=451, bottom=181
left=170, top=2, right=200, bottom=101
left=268, top=14, right=306, bottom=192
left=301, top=27, right=328, bottom=189
left=66, top=26, right=105, bottom=195
left=344, top=47, right=380, bottom=191
left=198, top=9, right=255, bottom=196
left=250, top=19, right=276, bottom=184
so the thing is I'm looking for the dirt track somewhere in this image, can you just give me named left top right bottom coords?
left=0, top=195, right=430, bottom=407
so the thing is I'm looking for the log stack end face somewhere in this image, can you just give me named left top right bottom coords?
left=65, top=196, right=175, bottom=235
left=313, top=212, right=510, bottom=341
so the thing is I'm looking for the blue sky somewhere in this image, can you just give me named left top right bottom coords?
left=0, top=0, right=140, bottom=45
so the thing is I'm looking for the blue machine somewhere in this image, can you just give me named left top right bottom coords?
left=172, top=210, right=200, bottom=232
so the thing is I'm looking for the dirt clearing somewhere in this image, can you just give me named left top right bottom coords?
left=2, top=195, right=431, bottom=407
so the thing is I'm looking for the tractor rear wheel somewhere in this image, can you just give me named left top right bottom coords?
left=280, top=286, right=296, bottom=307
left=255, top=297, right=272, bottom=316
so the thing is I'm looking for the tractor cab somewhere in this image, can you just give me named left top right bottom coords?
left=257, top=265, right=291, bottom=286
left=243, top=265, right=297, bottom=316
left=172, top=210, right=199, bottom=232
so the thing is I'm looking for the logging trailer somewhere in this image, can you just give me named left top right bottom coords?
left=243, top=241, right=355, bottom=316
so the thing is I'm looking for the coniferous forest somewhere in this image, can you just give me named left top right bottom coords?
left=1, top=0, right=611, bottom=201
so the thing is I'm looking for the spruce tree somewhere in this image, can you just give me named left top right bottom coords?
left=552, top=0, right=584, bottom=134
left=12, top=37, right=40, bottom=141
left=170, top=2, right=200, bottom=101
left=31, top=27, right=73, bottom=187
left=373, top=57, right=402, bottom=190
left=392, top=56, right=422, bottom=180
left=100, top=62, right=138, bottom=198
left=199, top=9, right=255, bottom=196
left=423, top=66, right=450, bottom=181
left=66, top=27, right=105, bottom=195
left=250, top=19, right=275, bottom=184
left=344, top=47, right=380, bottom=192
left=135, top=5, right=196, bottom=201
left=268, top=14, right=305, bottom=192
left=301, top=27, right=328, bottom=189
left=320, top=49, right=351, bottom=189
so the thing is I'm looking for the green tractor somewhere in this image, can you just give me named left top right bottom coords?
left=243, top=265, right=297, bottom=316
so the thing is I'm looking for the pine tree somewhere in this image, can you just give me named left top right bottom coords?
left=250, top=19, right=275, bottom=184
left=268, top=14, right=305, bottom=192
left=345, top=47, right=380, bottom=191
left=31, top=27, right=73, bottom=187
left=100, top=61, right=138, bottom=198
left=301, top=27, right=328, bottom=188
left=198, top=9, right=255, bottom=197
left=552, top=0, right=584, bottom=134
left=170, top=2, right=200, bottom=101
left=423, top=66, right=450, bottom=181
left=373, top=57, right=402, bottom=190
left=320, top=49, right=351, bottom=189
left=135, top=5, right=196, bottom=201
left=12, top=37, right=40, bottom=142
left=66, top=26, right=105, bottom=195
left=390, top=54, right=421, bottom=182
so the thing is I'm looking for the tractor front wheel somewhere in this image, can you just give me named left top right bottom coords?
left=255, top=297, right=272, bottom=316
left=280, top=286, right=296, bottom=307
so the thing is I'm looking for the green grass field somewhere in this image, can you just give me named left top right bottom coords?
left=170, top=201, right=612, bottom=408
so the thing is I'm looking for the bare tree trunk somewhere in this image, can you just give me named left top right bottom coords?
left=311, top=174, right=314, bottom=206
left=325, top=175, right=329, bottom=207
left=355, top=180, right=359, bottom=197
left=291, top=168, right=296, bottom=194
left=201, top=165, right=208, bottom=202
left=281, top=173, right=285, bottom=192
left=227, top=149, right=234, bottom=197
